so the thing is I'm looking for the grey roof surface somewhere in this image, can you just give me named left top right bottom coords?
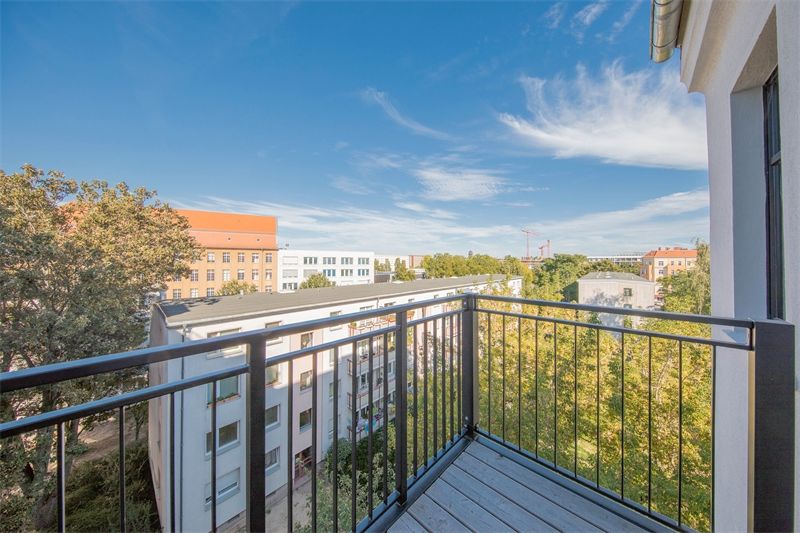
left=579, top=271, right=651, bottom=282
left=156, top=274, right=519, bottom=327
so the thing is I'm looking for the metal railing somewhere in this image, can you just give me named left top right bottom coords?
left=0, top=293, right=794, bottom=532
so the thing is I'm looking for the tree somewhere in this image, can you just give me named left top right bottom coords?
left=299, top=273, right=334, bottom=289
left=394, top=261, right=416, bottom=282
left=659, top=241, right=710, bottom=315
left=0, top=165, right=199, bottom=529
left=374, top=259, right=391, bottom=272
left=217, top=280, right=257, bottom=296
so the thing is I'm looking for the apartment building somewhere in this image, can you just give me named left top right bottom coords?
left=577, top=272, right=657, bottom=327
left=586, top=252, right=645, bottom=268
left=164, top=210, right=278, bottom=299
left=277, top=249, right=374, bottom=291
left=147, top=275, right=523, bottom=530
left=639, top=247, right=697, bottom=282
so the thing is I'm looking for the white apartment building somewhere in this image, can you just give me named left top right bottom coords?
left=577, top=272, right=657, bottom=328
left=277, top=249, right=374, bottom=291
left=585, top=253, right=644, bottom=267
left=147, top=275, right=522, bottom=531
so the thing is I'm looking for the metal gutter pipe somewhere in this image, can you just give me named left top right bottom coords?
left=650, top=0, right=685, bottom=63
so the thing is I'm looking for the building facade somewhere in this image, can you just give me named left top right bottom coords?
left=163, top=210, right=278, bottom=299
left=652, top=0, right=799, bottom=528
left=639, top=247, right=697, bottom=282
left=586, top=253, right=645, bottom=267
left=277, top=249, right=374, bottom=291
left=577, top=272, right=657, bottom=328
left=147, top=275, right=523, bottom=531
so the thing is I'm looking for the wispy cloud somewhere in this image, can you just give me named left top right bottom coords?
left=395, top=201, right=458, bottom=220
left=570, top=1, right=608, bottom=42
left=332, top=176, right=373, bottom=195
left=542, top=2, right=566, bottom=29
left=604, top=0, right=643, bottom=42
left=531, top=190, right=710, bottom=254
left=333, top=140, right=350, bottom=151
left=499, top=61, right=708, bottom=170
left=413, top=167, right=508, bottom=201
left=360, top=87, right=451, bottom=140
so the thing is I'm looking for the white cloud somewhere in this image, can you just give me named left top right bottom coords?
left=395, top=201, right=458, bottom=220
left=333, top=141, right=350, bottom=151
left=360, top=87, right=451, bottom=140
left=606, top=0, right=643, bottom=41
left=571, top=1, right=609, bottom=42
left=332, top=176, right=372, bottom=195
left=499, top=61, right=708, bottom=170
left=414, top=167, right=508, bottom=201
left=542, top=2, right=566, bottom=29
left=530, top=190, right=709, bottom=254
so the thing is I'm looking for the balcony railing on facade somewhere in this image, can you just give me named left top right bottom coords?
left=0, top=293, right=794, bottom=532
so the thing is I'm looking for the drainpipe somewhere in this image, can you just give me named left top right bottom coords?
left=649, top=0, right=684, bottom=63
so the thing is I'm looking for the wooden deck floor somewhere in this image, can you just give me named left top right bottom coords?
left=388, top=439, right=668, bottom=533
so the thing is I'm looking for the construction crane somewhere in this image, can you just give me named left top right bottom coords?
left=521, top=229, right=538, bottom=259
left=538, top=239, right=552, bottom=259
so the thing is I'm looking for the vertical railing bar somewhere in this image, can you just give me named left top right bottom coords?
left=433, top=319, right=438, bottom=455
left=169, top=392, right=176, bottom=533
left=457, top=312, right=462, bottom=435
left=333, top=347, right=339, bottom=533
left=518, top=316, right=522, bottom=451
left=596, top=328, right=600, bottom=488
left=413, top=325, right=418, bottom=475
left=382, top=334, right=388, bottom=502
left=711, top=344, right=716, bottom=532
left=441, top=316, right=446, bottom=449
left=621, top=332, right=625, bottom=500
left=553, top=321, right=558, bottom=466
left=57, top=422, right=66, bottom=533
left=395, top=310, right=409, bottom=504
left=423, top=321, right=428, bottom=467
left=648, top=336, right=653, bottom=513
left=312, top=350, right=318, bottom=532
left=211, top=380, right=218, bottom=533
left=573, top=319, right=578, bottom=478
left=350, top=342, right=357, bottom=533
left=119, top=405, right=127, bottom=533
left=287, top=358, right=294, bottom=533
left=449, top=314, right=455, bottom=443
left=367, top=335, right=374, bottom=516
left=246, top=340, right=266, bottom=533
left=678, top=339, right=683, bottom=527
left=502, top=314, right=507, bottom=443
left=488, top=312, right=492, bottom=435
left=535, top=319, right=539, bottom=458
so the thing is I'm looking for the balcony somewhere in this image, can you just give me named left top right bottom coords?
left=0, top=293, right=793, bottom=532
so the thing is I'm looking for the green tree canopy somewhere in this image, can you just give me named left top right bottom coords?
left=217, top=280, right=258, bottom=296
left=299, top=273, right=334, bottom=289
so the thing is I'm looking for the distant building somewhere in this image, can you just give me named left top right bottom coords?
left=163, top=209, right=278, bottom=299
left=639, top=247, right=697, bottom=282
left=578, top=272, right=657, bottom=327
left=277, top=250, right=374, bottom=291
left=375, top=255, right=426, bottom=270
left=586, top=253, right=645, bottom=267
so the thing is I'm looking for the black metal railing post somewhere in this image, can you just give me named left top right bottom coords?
left=395, top=310, right=409, bottom=503
left=462, top=293, right=479, bottom=434
left=246, top=338, right=267, bottom=533
left=752, top=319, right=795, bottom=532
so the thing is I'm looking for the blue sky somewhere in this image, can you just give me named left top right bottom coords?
left=1, top=1, right=709, bottom=256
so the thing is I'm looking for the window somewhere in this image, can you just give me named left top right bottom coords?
left=205, top=421, right=239, bottom=455
left=388, top=361, right=394, bottom=376
left=205, top=468, right=240, bottom=505
left=207, top=375, right=239, bottom=403
left=265, top=405, right=279, bottom=429
left=222, top=252, right=231, bottom=263
left=206, top=288, right=215, bottom=297
left=764, top=69, right=784, bottom=319
left=328, top=349, right=336, bottom=366
left=190, top=269, right=199, bottom=282
left=266, top=253, right=273, bottom=263
left=190, top=288, right=199, bottom=298
left=266, top=286, right=273, bottom=293
left=172, top=289, right=181, bottom=299
left=266, top=365, right=280, bottom=386
left=341, top=269, right=353, bottom=276
left=323, top=269, right=336, bottom=277
left=329, top=380, right=340, bottom=399
left=303, top=269, right=320, bottom=279
left=299, top=370, right=312, bottom=391
left=252, top=253, right=260, bottom=263
left=207, top=329, right=242, bottom=358
left=658, top=260, right=664, bottom=266
left=329, top=311, right=342, bottom=331
left=357, top=269, right=369, bottom=276
left=265, top=269, right=273, bottom=280
left=265, top=447, right=280, bottom=471
left=623, top=288, right=633, bottom=297
left=265, top=321, right=283, bottom=346
left=173, top=274, right=181, bottom=282
left=283, top=283, right=298, bottom=290
left=252, top=269, right=259, bottom=281
left=341, top=257, right=353, bottom=265
left=347, top=393, right=353, bottom=409
left=237, top=252, right=245, bottom=262
left=657, top=269, right=665, bottom=275
left=301, top=332, right=313, bottom=349
left=323, top=257, right=336, bottom=265
left=299, top=409, right=312, bottom=432
left=207, top=252, right=215, bottom=263
left=303, top=256, right=318, bottom=265
left=222, top=269, right=231, bottom=281
left=284, top=269, right=298, bottom=279
left=207, top=269, right=215, bottom=281
left=237, top=269, right=245, bottom=281
left=283, top=255, right=298, bottom=265
left=358, top=257, right=369, bottom=265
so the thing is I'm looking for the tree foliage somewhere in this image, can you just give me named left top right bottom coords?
left=299, top=273, right=334, bottom=289
left=0, top=165, right=199, bottom=530
left=421, top=253, right=527, bottom=280
left=217, top=280, right=258, bottom=296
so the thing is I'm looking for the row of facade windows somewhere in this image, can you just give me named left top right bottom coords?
left=178, top=269, right=275, bottom=282
left=282, top=268, right=370, bottom=279
left=171, top=285, right=274, bottom=299
left=204, top=252, right=274, bottom=264
left=294, top=256, right=368, bottom=265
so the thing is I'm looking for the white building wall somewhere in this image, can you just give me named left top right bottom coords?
left=148, top=277, right=521, bottom=530
left=277, top=250, right=375, bottom=291
left=576, top=278, right=656, bottom=327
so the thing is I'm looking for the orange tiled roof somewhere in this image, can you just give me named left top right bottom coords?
left=177, top=209, right=277, bottom=249
left=642, top=248, right=697, bottom=258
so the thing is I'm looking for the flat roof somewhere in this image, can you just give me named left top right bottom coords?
left=156, top=274, right=520, bottom=327
left=579, top=272, right=652, bottom=282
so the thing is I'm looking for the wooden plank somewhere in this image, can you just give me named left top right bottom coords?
left=466, top=443, right=648, bottom=532
left=455, top=452, right=603, bottom=532
left=426, top=478, right=515, bottom=533
left=441, top=465, right=558, bottom=532
left=407, top=494, right=470, bottom=533
left=388, top=512, right=427, bottom=533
